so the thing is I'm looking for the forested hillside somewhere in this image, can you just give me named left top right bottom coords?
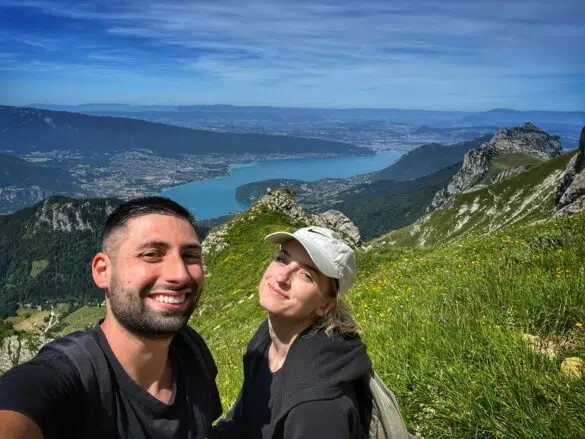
left=0, top=106, right=366, bottom=157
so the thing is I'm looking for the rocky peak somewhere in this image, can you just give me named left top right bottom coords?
left=555, top=125, right=585, bottom=215
left=28, top=196, right=119, bottom=236
left=427, top=123, right=562, bottom=212
left=202, top=189, right=361, bottom=255
left=490, top=122, right=561, bottom=159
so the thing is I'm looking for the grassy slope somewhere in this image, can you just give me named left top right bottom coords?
left=382, top=152, right=575, bottom=248
left=482, top=152, right=545, bottom=182
left=55, top=305, right=106, bottom=336
left=199, top=208, right=585, bottom=438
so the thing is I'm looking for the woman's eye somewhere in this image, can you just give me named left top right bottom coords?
left=301, top=272, right=313, bottom=282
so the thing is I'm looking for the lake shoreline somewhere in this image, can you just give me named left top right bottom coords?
left=162, top=149, right=404, bottom=220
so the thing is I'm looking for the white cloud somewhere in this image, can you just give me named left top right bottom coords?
left=1, top=0, right=584, bottom=109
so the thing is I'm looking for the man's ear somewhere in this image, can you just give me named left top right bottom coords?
left=92, top=252, right=111, bottom=289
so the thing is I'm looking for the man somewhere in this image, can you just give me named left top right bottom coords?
left=0, top=197, right=222, bottom=438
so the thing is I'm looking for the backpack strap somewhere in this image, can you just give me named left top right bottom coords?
left=40, top=328, right=115, bottom=438
left=365, top=370, right=418, bottom=439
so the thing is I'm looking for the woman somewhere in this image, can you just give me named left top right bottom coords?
left=213, top=226, right=372, bottom=439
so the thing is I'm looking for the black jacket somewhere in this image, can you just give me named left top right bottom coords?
left=214, top=319, right=372, bottom=439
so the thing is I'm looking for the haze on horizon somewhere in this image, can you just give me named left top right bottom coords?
left=0, top=0, right=584, bottom=112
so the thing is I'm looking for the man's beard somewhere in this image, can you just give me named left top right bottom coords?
left=106, top=273, right=200, bottom=339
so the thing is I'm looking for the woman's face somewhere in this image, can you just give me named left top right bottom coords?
left=258, top=239, right=334, bottom=322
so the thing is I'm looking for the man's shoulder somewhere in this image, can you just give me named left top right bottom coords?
left=4, top=328, right=99, bottom=375
left=172, top=326, right=223, bottom=420
left=40, top=328, right=102, bottom=364
left=0, top=334, right=86, bottom=408
left=173, top=326, right=216, bottom=372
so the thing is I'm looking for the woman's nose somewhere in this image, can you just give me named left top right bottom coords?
left=275, top=265, right=294, bottom=284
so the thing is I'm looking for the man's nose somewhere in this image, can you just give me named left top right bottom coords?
left=162, top=253, right=192, bottom=284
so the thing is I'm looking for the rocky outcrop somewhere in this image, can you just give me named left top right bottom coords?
left=26, top=196, right=119, bottom=236
left=555, top=126, right=585, bottom=216
left=427, top=123, right=562, bottom=212
left=0, top=334, right=51, bottom=374
left=0, top=186, right=52, bottom=214
left=202, top=189, right=361, bottom=255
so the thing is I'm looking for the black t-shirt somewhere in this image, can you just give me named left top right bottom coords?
left=242, top=345, right=282, bottom=439
left=0, top=327, right=221, bottom=439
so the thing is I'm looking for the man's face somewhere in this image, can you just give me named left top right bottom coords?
left=100, top=213, right=203, bottom=338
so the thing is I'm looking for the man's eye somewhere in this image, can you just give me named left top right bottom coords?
left=141, top=251, right=161, bottom=259
left=274, top=254, right=286, bottom=263
left=184, top=254, right=202, bottom=263
left=301, top=272, right=313, bottom=282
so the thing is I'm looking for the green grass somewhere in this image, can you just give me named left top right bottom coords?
left=55, top=305, right=105, bottom=336
left=352, top=214, right=585, bottom=437
left=29, top=259, right=49, bottom=278
left=199, top=204, right=585, bottom=438
left=384, top=151, right=576, bottom=248
left=482, top=153, right=545, bottom=182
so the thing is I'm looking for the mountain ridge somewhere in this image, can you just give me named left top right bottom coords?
left=428, top=123, right=562, bottom=213
left=0, top=105, right=365, bottom=156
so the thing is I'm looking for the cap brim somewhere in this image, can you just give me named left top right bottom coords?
left=264, top=231, right=340, bottom=279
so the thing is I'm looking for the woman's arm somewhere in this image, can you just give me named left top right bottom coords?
left=283, top=399, right=353, bottom=439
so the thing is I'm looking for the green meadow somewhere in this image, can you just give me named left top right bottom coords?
left=196, top=206, right=585, bottom=438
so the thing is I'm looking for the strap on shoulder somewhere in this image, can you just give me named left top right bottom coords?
left=41, top=329, right=114, bottom=438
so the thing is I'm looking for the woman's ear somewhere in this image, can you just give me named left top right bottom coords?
left=315, top=298, right=336, bottom=317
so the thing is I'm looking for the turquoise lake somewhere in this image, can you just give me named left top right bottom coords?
left=162, top=150, right=404, bottom=220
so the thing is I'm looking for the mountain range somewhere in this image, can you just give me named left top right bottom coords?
left=1, top=123, right=584, bottom=438
left=0, top=105, right=364, bottom=157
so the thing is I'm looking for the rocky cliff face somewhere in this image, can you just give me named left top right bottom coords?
left=556, top=126, right=585, bottom=215
left=428, top=123, right=562, bottom=212
left=203, top=189, right=361, bottom=255
left=0, top=334, right=51, bottom=374
left=26, top=196, right=120, bottom=236
left=0, top=186, right=52, bottom=214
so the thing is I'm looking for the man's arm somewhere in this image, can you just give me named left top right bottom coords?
left=0, top=410, right=44, bottom=439
left=210, top=389, right=245, bottom=438
left=0, top=351, right=82, bottom=439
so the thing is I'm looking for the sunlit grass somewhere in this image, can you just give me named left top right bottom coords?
left=199, top=209, right=585, bottom=438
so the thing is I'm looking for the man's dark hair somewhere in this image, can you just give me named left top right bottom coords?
left=102, top=196, right=196, bottom=252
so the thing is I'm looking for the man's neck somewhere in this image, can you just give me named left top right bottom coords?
left=100, top=317, right=174, bottom=403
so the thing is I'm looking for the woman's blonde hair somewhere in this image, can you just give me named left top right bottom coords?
left=313, top=277, right=360, bottom=336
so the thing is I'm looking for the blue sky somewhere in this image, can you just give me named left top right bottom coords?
left=0, top=0, right=584, bottom=110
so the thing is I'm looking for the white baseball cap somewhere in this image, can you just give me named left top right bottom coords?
left=264, top=226, right=357, bottom=296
